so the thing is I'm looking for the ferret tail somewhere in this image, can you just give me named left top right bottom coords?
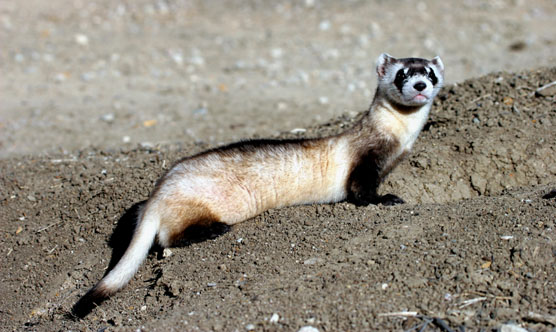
left=72, top=207, right=160, bottom=318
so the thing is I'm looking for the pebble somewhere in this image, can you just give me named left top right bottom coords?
left=81, top=72, right=96, bottom=81
left=245, top=323, right=255, bottom=331
left=290, top=128, right=306, bottom=134
left=318, top=20, right=331, bottom=31
left=277, top=102, right=288, bottom=110
left=143, top=119, right=157, bottom=127
left=168, top=49, right=184, bottom=66
left=270, top=48, right=283, bottom=59
left=318, top=96, right=329, bottom=105
left=122, top=136, right=131, bottom=143
left=140, top=142, right=154, bottom=149
left=42, top=53, right=54, bottom=62
left=298, top=326, right=319, bottom=332
left=297, top=70, right=310, bottom=84
left=304, top=0, right=315, bottom=7
left=269, top=313, right=279, bottom=323
left=499, top=324, right=528, bottom=332
left=54, top=73, right=68, bottom=83
left=189, top=55, right=205, bottom=66
left=193, top=107, right=207, bottom=115
left=303, top=257, right=322, bottom=265
left=162, top=248, right=173, bottom=258
left=74, top=34, right=89, bottom=46
left=101, top=113, right=115, bottom=123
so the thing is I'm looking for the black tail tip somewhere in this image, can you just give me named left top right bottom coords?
left=71, top=285, right=111, bottom=318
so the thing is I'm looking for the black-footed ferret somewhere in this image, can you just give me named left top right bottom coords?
left=73, top=53, right=444, bottom=315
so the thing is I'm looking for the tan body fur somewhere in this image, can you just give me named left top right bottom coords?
left=73, top=53, right=444, bottom=316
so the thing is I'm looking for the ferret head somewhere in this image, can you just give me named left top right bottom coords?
left=375, top=53, right=444, bottom=107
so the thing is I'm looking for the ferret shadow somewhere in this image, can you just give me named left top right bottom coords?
left=71, top=200, right=230, bottom=318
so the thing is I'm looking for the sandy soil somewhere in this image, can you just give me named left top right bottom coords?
left=1, top=1, right=555, bottom=331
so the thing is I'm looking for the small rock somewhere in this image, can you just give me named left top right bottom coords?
left=75, top=34, right=89, bottom=46
left=27, top=195, right=36, bottom=202
left=270, top=48, right=283, bottom=59
left=499, top=324, right=528, bottom=332
left=299, top=326, right=319, bottom=332
left=162, top=248, right=173, bottom=258
left=189, top=56, right=204, bottom=68
left=143, top=119, right=157, bottom=127
left=319, top=20, right=331, bottom=31
left=290, top=128, right=306, bottom=134
left=245, top=324, right=255, bottom=331
left=303, top=257, right=322, bottom=265
left=122, top=136, right=131, bottom=143
left=168, top=49, right=184, bottom=66
left=80, top=72, right=96, bottom=81
left=54, top=72, right=68, bottom=82
left=535, top=81, right=556, bottom=97
left=193, top=107, right=207, bottom=115
left=101, top=113, right=115, bottom=123
left=318, top=96, right=329, bottom=105
left=270, top=313, right=279, bottom=323
left=277, top=102, right=288, bottom=110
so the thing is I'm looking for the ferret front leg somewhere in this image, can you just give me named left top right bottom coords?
left=347, top=167, right=405, bottom=206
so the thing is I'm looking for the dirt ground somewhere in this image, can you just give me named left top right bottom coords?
left=1, top=1, right=555, bottom=331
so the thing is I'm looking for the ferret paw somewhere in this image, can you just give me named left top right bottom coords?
left=378, top=194, right=405, bottom=206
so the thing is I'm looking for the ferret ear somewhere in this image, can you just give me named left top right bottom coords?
left=431, top=56, right=444, bottom=73
left=376, top=53, right=395, bottom=78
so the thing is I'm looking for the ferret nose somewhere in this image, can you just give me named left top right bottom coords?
left=413, top=82, right=427, bottom=91
left=413, top=82, right=426, bottom=91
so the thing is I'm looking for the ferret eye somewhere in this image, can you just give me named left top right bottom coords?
left=395, top=69, right=406, bottom=81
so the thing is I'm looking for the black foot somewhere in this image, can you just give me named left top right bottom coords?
left=349, top=193, right=405, bottom=206
left=376, top=194, right=405, bottom=206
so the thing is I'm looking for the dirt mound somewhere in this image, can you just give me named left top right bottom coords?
left=1, top=68, right=555, bottom=331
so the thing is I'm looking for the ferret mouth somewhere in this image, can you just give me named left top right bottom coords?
left=413, top=94, right=428, bottom=102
